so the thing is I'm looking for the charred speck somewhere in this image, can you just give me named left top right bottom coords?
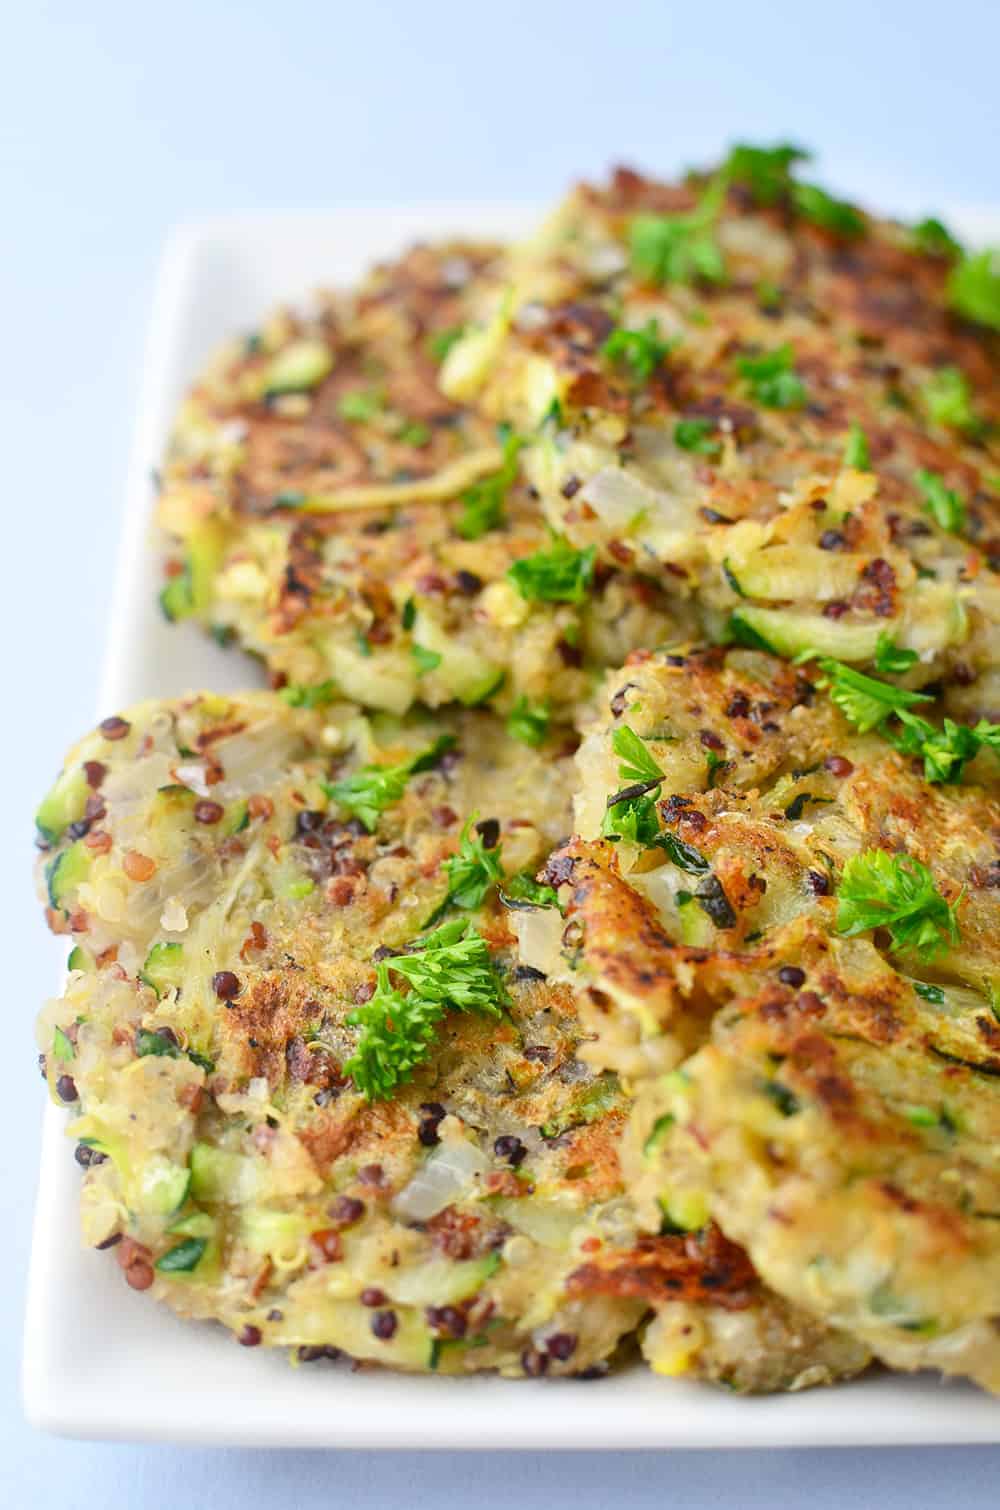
left=806, top=870, right=831, bottom=896
left=514, top=966, right=547, bottom=984
left=75, top=1143, right=107, bottom=1168
left=297, top=1345, right=341, bottom=1363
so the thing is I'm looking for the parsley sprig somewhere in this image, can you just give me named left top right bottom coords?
left=916, top=468, right=966, bottom=534
left=457, top=430, right=524, bottom=540
left=601, top=725, right=667, bottom=844
left=808, top=655, right=1000, bottom=784
left=836, top=849, right=960, bottom=960
left=506, top=696, right=550, bottom=747
left=601, top=320, right=672, bottom=383
left=722, top=142, right=863, bottom=236
left=424, top=816, right=506, bottom=927
left=629, top=180, right=727, bottom=287
left=345, top=920, right=506, bottom=1099
left=507, top=536, right=596, bottom=604
left=737, top=344, right=807, bottom=409
left=324, top=735, right=455, bottom=832
left=921, top=367, right=981, bottom=438
left=948, top=249, right=1000, bottom=332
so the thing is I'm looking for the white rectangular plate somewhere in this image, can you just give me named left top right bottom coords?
left=23, top=206, right=1000, bottom=1447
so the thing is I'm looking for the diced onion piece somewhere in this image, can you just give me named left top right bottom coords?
left=391, top=1140, right=488, bottom=1222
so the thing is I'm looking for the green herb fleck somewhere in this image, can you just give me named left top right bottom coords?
left=674, top=417, right=721, bottom=456
left=921, top=367, right=981, bottom=437
left=411, top=644, right=442, bottom=676
left=337, top=388, right=384, bottom=422
left=428, top=325, right=465, bottom=363
left=601, top=319, right=672, bottom=383
left=280, top=680, right=338, bottom=710
left=507, top=536, right=596, bottom=604
left=843, top=422, right=871, bottom=470
left=457, top=431, right=523, bottom=540
left=911, top=217, right=962, bottom=259
left=506, top=696, right=550, bottom=747
left=836, top=849, right=960, bottom=960
left=916, top=468, right=966, bottom=534
left=874, top=633, right=918, bottom=676
left=324, top=735, right=455, bottom=832
left=948, top=249, right=1000, bottom=331
left=156, top=1237, right=207, bottom=1273
left=737, top=344, right=807, bottom=409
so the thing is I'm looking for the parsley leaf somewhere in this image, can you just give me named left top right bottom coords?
left=629, top=182, right=727, bottom=287
left=398, top=420, right=431, bottom=448
left=324, top=735, right=455, bottom=832
left=438, top=816, right=505, bottom=913
left=506, top=696, right=550, bottom=747
left=948, top=249, right=1000, bottom=331
left=428, top=325, right=465, bottom=363
left=337, top=388, right=384, bottom=422
left=737, top=344, right=807, bottom=409
left=499, top=872, right=559, bottom=910
left=344, top=920, right=507, bottom=1099
left=874, top=632, right=918, bottom=676
left=916, top=468, right=966, bottom=534
left=602, top=790, right=661, bottom=845
left=601, top=320, right=672, bottom=383
left=507, top=536, right=596, bottom=604
left=723, top=141, right=810, bottom=205
left=843, top=422, right=871, bottom=470
left=921, top=367, right=981, bottom=437
left=611, top=724, right=665, bottom=784
left=911, top=217, right=962, bottom=259
left=457, top=431, right=523, bottom=540
left=888, top=710, right=1000, bottom=785
left=836, top=849, right=960, bottom=960
left=811, top=657, right=931, bottom=732
left=674, top=417, right=721, bottom=456
left=791, top=182, right=864, bottom=237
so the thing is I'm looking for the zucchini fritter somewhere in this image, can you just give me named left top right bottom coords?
left=533, top=645, right=1000, bottom=1391
left=35, top=692, right=645, bottom=1374
left=157, top=242, right=688, bottom=718
left=442, top=157, right=1000, bottom=712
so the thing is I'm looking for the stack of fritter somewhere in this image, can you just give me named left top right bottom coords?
left=35, top=144, right=1000, bottom=1391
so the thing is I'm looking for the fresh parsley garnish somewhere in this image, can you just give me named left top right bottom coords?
left=337, top=388, right=384, bottom=422
left=921, top=367, right=981, bottom=437
left=836, top=849, right=960, bottom=960
left=611, top=725, right=665, bottom=784
left=674, top=417, right=721, bottom=456
left=435, top=815, right=505, bottom=915
left=457, top=430, right=524, bottom=540
left=723, top=142, right=809, bottom=205
left=602, top=789, right=661, bottom=845
left=629, top=182, right=727, bottom=287
left=601, top=320, right=672, bottom=383
left=843, top=422, right=871, bottom=470
left=916, top=469, right=966, bottom=534
left=889, top=711, right=1000, bottom=785
left=507, top=536, right=596, bottom=604
left=810, top=657, right=931, bottom=732
left=499, top=872, right=560, bottom=910
left=911, top=217, right=962, bottom=259
left=324, top=735, right=455, bottom=832
left=344, top=920, right=506, bottom=1099
left=428, top=325, right=466, bottom=363
left=722, top=142, right=863, bottom=235
left=873, top=632, right=919, bottom=676
left=506, top=696, right=550, bottom=747
left=948, top=249, right=1000, bottom=331
left=737, top=344, right=806, bottom=409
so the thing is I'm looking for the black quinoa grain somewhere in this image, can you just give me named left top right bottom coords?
left=454, top=569, right=482, bottom=596
left=778, top=966, right=806, bottom=988
left=806, top=870, right=831, bottom=896
left=238, top=1325, right=262, bottom=1347
left=99, top=716, right=131, bottom=741
left=212, top=970, right=241, bottom=1001
left=521, top=1347, right=549, bottom=1377
left=357, top=1163, right=385, bottom=1187
left=360, top=1287, right=386, bottom=1307
left=328, top=1195, right=365, bottom=1228
left=56, top=1074, right=78, bottom=1103
left=194, top=800, right=225, bottom=825
left=493, top=1134, right=527, bottom=1167
left=371, top=1309, right=398, bottom=1340
left=546, top=1332, right=577, bottom=1361
left=75, top=1143, right=107, bottom=1168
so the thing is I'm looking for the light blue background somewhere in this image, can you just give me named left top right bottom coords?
left=3, top=2, right=998, bottom=1503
